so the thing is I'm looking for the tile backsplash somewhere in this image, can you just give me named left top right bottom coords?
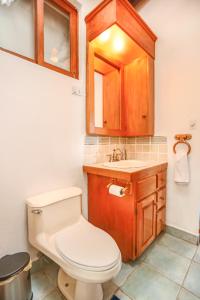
left=84, top=136, right=168, bottom=164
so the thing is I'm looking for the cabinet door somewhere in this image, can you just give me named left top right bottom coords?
left=88, top=174, right=136, bottom=261
left=137, top=193, right=156, bottom=256
left=124, top=55, right=154, bottom=136
left=103, top=69, right=121, bottom=130
left=157, top=188, right=166, bottom=210
left=157, top=207, right=166, bottom=236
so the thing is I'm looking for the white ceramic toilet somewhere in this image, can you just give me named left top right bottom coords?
left=26, top=187, right=121, bottom=300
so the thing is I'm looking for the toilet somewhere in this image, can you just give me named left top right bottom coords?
left=26, top=187, right=121, bottom=300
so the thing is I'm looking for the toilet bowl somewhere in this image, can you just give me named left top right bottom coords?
left=26, top=187, right=121, bottom=300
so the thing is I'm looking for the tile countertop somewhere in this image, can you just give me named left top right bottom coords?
left=83, top=161, right=168, bottom=181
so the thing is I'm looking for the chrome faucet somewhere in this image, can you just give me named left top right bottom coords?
left=106, top=148, right=127, bottom=162
left=112, top=148, right=123, bottom=161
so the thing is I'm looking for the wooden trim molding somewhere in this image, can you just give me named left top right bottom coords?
left=0, top=47, right=35, bottom=63
left=85, top=0, right=157, bottom=58
left=35, top=0, right=44, bottom=65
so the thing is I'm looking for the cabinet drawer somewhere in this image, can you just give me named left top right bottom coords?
left=157, top=188, right=166, bottom=210
left=157, top=171, right=166, bottom=188
left=136, top=176, right=157, bottom=201
left=157, top=206, right=166, bottom=236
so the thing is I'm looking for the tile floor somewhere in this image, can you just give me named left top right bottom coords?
left=31, top=232, right=200, bottom=300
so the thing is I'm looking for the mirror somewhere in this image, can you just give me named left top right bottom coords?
left=94, top=71, right=103, bottom=128
left=93, top=54, right=121, bottom=131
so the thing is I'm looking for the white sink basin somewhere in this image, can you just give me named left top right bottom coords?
left=102, top=160, right=147, bottom=169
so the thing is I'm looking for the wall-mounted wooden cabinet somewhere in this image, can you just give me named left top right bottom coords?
left=85, top=0, right=157, bottom=136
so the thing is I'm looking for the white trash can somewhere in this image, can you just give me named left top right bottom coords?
left=0, top=252, right=32, bottom=300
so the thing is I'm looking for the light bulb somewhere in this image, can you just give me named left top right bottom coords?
left=98, top=30, right=110, bottom=42
left=113, top=36, right=124, bottom=52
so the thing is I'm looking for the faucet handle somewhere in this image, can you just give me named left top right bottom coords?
left=106, top=154, right=112, bottom=162
left=123, top=149, right=127, bottom=160
left=113, top=148, right=122, bottom=161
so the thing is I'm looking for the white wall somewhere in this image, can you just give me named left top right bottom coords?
left=0, top=0, right=100, bottom=258
left=136, top=0, right=200, bottom=236
left=0, top=52, right=84, bottom=257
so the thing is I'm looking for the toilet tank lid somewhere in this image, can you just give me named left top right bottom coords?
left=26, top=187, right=82, bottom=208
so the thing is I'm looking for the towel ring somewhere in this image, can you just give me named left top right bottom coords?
left=173, top=141, right=191, bottom=155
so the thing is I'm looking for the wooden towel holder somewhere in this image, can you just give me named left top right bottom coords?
left=173, top=134, right=192, bottom=155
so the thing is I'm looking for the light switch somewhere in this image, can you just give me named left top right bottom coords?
left=72, top=86, right=82, bottom=96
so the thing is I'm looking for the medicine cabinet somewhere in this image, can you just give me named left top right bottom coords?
left=85, top=0, right=157, bottom=136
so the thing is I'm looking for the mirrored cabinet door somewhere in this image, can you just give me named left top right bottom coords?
left=87, top=46, right=123, bottom=136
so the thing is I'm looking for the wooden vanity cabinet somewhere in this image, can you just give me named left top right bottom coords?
left=84, top=163, right=167, bottom=262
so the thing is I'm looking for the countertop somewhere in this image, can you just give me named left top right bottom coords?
left=83, top=160, right=168, bottom=181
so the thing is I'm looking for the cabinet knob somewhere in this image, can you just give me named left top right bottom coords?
left=142, top=115, right=147, bottom=119
left=103, top=120, right=107, bottom=124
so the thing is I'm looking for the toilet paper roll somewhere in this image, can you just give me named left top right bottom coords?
left=108, top=184, right=125, bottom=197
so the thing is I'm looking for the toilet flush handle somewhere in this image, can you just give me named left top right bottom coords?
left=31, top=209, right=43, bottom=215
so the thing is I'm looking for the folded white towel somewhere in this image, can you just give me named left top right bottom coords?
left=174, top=149, right=189, bottom=183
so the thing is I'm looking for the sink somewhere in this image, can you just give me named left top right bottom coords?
left=102, top=160, right=147, bottom=169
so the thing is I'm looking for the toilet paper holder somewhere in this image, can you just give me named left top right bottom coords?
left=107, top=180, right=132, bottom=196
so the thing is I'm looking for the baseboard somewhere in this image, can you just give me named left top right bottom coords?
left=166, top=225, right=199, bottom=245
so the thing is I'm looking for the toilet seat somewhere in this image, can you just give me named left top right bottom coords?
left=55, top=217, right=120, bottom=272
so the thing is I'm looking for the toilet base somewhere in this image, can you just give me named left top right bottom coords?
left=58, top=268, right=103, bottom=300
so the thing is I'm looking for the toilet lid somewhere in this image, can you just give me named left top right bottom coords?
left=55, top=217, right=120, bottom=271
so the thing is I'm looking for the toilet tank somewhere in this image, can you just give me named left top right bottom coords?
left=26, top=187, right=82, bottom=244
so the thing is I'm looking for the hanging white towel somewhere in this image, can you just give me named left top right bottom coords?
left=174, top=149, right=189, bottom=183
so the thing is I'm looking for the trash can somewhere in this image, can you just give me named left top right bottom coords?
left=0, top=252, right=33, bottom=300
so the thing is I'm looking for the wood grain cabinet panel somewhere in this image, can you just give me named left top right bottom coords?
left=124, top=55, right=154, bottom=136
left=88, top=174, right=136, bottom=261
left=157, top=188, right=166, bottom=210
left=137, top=193, right=157, bottom=256
left=136, top=175, right=157, bottom=201
left=157, top=206, right=166, bottom=236
left=103, top=69, right=121, bottom=130
left=157, top=171, right=167, bottom=189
